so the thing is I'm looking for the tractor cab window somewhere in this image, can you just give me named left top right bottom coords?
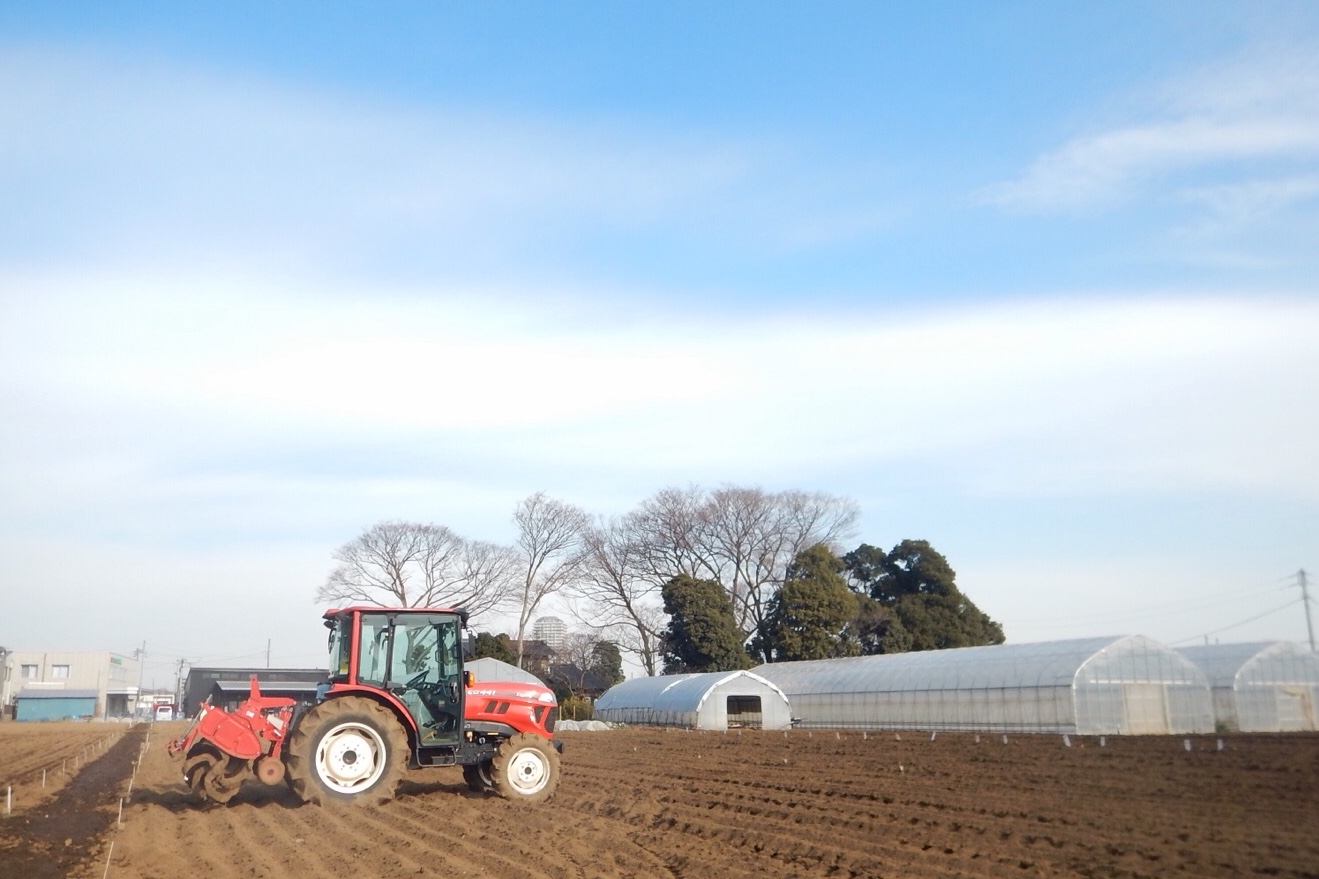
left=328, top=617, right=352, bottom=681
left=388, top=613, right=462, bottom=745
left=356, top=613, right=391, bottom=687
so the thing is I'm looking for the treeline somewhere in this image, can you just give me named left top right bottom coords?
left=317, top=485, right=1004, bottom=677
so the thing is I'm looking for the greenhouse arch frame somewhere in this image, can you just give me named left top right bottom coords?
left=595, top=670, right=792, bottom=730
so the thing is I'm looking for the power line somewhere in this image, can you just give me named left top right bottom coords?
left=1006, top=578, right=1287, bottom=628
left=1166, top=598, right=1302, bottom=646
left=1296, top=568, right=1315, bottom=652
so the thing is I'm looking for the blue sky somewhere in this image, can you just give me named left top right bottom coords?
left=2, top=2, right=1317, bottom=684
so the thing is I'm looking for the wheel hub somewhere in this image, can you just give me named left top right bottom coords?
left=317, top=724, right=384, bottom=792
left=507, top=749, right=548, bottom=794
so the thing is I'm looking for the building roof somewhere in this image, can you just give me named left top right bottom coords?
left=188, top=667, right=327, bottom=675
left=1176, top=641, right=1319, bottom=687
left=549, top=663, right=612, bottom=694
left=465, top=657, right=547, bottom=686
left=597, top=670, right=788, bottom=714
left=210, top=680, right=322, bottom=694
left=755, top=635, right=1209, bottom=694
left=17, top=688, right=99, bottom=700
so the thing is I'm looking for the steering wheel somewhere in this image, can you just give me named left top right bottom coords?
left=406, top=669, right=432, bottom=690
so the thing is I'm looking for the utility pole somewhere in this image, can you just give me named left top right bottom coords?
left=133, top=642, right=147, bottom=719
left=266, top=638, right=271, bottom=669
left=175, top=658, right=188, bottom=716
left=1298, top=569, right=1315, bottom=653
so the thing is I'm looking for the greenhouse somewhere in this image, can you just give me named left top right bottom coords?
left=1175, top=641, right=1319, bottom=732
left=595, top=670, right=792, bottom=730
left=755, top=635, right=1215, bottom=735
left=464, top=656, right=547, bottom=686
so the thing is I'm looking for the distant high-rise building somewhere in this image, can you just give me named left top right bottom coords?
left=532, top=616, right=568, bottom=652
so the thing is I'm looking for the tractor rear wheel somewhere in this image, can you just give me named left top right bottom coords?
left=284, top=697, right=407, bottom=806
left=489, top=734, right=559, bottom=803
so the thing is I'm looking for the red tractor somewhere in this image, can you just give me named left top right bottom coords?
left=168, top=607, right=561, bottom=805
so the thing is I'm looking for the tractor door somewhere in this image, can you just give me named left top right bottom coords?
left=384, top=613, right=463, bottom=746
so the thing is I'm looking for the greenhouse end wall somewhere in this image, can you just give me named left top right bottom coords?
left=595, top=671, right=792, bottom=731
left=1177, top=642, right=1319, bottom=732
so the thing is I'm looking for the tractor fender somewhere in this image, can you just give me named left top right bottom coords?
left=293, top=684, right=420, bottom=750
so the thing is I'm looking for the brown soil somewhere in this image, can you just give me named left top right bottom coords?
left=0, top=723, right=131, bottom=815
left=0, top=723, right=143, bottom=879
left=4, top=724, right=1317, bottom=879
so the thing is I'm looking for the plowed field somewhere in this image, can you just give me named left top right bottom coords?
left=0, top=723, right=129, bottom=815
left=3, top=723, right=1317, bottom=879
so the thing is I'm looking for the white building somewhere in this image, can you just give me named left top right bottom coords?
left=1, top=650, right=141, bottom=720
left=532, top=616, right=569, bottom=652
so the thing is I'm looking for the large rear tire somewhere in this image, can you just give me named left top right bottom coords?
left=284, top=697, right=408, bottom=806
left=490, top=734, right=559, bottom=803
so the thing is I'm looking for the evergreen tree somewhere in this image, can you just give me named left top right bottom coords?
left=756, top=544, right=858, bottom=662
left=840, top=593, right=913, bottom=655
left=590, top=640, right=625, bottom=687
left=842, top=539, right=1004, bottom=651
left=471, top=631, right=517, bottom=664
left=660, top=574, right=752, bottom=674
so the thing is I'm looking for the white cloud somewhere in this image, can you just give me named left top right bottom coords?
left=5, top=272, right=1317, bottom=531
left=978, top=46, right=1319, bottom=214
left=1181, top=174, right=1319, bottom=222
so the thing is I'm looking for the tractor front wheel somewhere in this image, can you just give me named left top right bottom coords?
left=490, top=734, right=559, bottom=803
left=462, top=759, right=493, bottom=793
left=284, top=697, right=407, bottom=806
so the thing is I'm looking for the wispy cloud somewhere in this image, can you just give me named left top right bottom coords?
left=1180, top=174, right=1319, bottom=223
left=0, top=44, right=892, bottom=278
left=978, top=45, right=1319, bottom=216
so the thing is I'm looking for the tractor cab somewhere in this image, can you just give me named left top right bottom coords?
left=327, top=608, right=467, bottom=746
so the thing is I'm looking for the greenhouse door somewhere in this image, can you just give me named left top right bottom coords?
left=727, top=696, right=763, bottom=729
left=1275, top=688, right=1313, bottom=732
left=1122, top=684, right=1169, bottom=734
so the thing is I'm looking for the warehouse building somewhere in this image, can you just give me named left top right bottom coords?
left=181, top=666, right=328, bottom=716
left=1, top=651, right=140, bottom=721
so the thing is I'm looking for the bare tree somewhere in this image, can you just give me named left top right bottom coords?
left=572, top=514, right=665, bottom=675
left=511, top=492, right=590, bottom=669
left=702, top=485, right=781, bottom=631
left=620, top=485, right=860, bottom=661
left=626, top=484, right=720, bottom=584
left=317, top=520, right=516, bottom=618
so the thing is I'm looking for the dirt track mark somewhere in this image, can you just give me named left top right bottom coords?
left=0, top=724, right=144, bottom=879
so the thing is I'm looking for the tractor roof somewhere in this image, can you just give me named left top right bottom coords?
left=322, top=606, right=470, bottom=626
